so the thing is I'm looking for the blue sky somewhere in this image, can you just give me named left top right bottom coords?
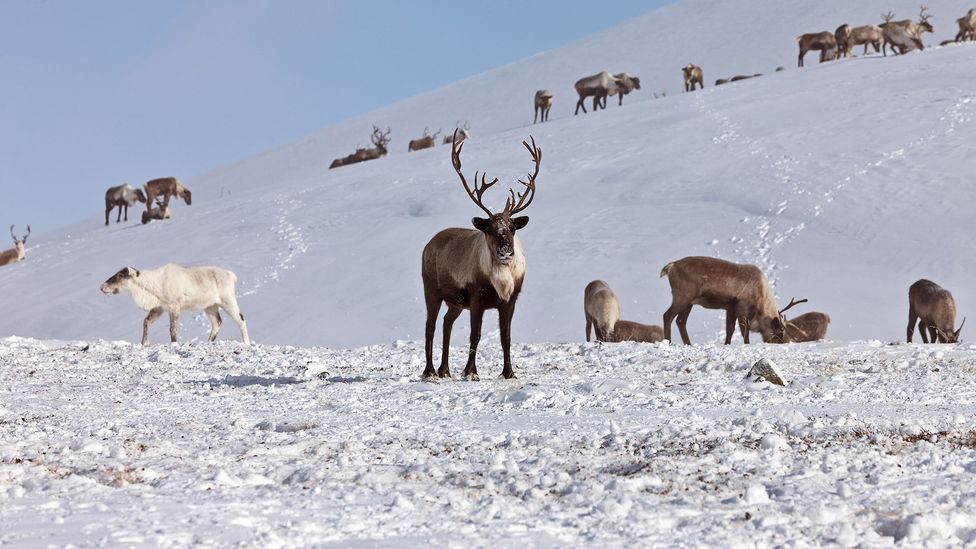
left=0, top=1, right=669, bottom=233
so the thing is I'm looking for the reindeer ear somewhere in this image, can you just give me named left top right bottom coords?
left=512, top=216, right=529, bottom=230
left=472, top=217, right=490, bottom=232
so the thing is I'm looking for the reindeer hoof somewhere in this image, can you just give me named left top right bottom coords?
left=463, top=372, right=480, bottom=381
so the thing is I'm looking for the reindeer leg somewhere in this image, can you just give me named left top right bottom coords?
left=205, top=306, right=222, bottom=342
left=142, top=307, right=163, bottom=345
left=586, top=315, right=593, bottom=342
left=123, top=203, right=128, bottom=222
left=105, top=204, right=111, bottom=226
left=463, top=304, right=484, bottom=381
left=423, top=288, right=441, bottom=379
left=736, top=305, right=751, bottom=344
left=928, top=325, right=939, bottom=343
left=438, top=305, right=462, bottom=379
left=907, top=311, right=918, bottom=343
left=116, top=205, right=123, bottom=223
left=575, top=97, right=585, bottom=115
left=663, top=304, right=679, bottom=344
left=725, top=307, right=737, bottom=345
left=168, top=310, right=181, bottom=343
left=676, top=306, right=693, bottom=345
left=499, top=303, right=517, bottom=379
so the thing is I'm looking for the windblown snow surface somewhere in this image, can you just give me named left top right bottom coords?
left=3, top=0, right=976, bottom=545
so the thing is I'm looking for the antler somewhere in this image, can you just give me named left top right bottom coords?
left=371, top=125, right=392, bottom=146
left=882, top=11, right=895, bottom=23
left=463, top=120, right=470, bottom=131
left=9, top=225, right=15, bottom=242
left=919, top=5, right=931, bottom=22
left=778, top=297, right=808, bottom=316
left=504, top=136, right=541, bottom=216
left=451, top=129, right=497, bottom=216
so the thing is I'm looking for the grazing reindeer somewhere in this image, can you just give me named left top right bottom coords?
left=682, top=64, right=704, bottom=91
left=715, top=78, right=730, bottom=86
left=785, top=311, right=831, bottom=342
left=329, top=125, right=392, bottom=169
left=574, top=71, right=640, bottom=114
left=101, top=264, right=250, bottom=345
left=143, top=177, right=191, bottom=212
left=141, top=197, right=171, bottom=224
left=443, top=121, right=471, bottom=144
left=835, top=24, right=854, bottom=58
left=534, top=90, right=553, bottom=123
left=907, top=279, right=965, bottom=343
left=660, top=256, right=787, bottom=345
left=421, top=131, right=541, bottom=380
left=956, top=8, right=976, bottom=42
left=882, top=7, right=934, bottom=55
left=609, top=73, right=641, bottom=107
left=0, top=225, right=30, bottom=267
left=797, top=31, right=837, bottom=67
left=850, top=24, right=884, bottom=54
left=408, top=127, right=441, bottom=152
left=584, top=280, right=620, bottom=342
left=730, top=74, right=762, bottom=82
left=611, top=320, right=664, bottom=343
left=104, top=183, right=147, bottom=225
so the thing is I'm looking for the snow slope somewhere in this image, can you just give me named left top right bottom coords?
left=2, top=337, right=976, bottom=546
left=1, top=0, right=974, bottom=349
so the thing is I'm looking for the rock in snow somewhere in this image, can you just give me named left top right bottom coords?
left=747, top=358, right=787, bottom=386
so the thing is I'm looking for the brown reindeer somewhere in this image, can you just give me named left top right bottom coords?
left=715, top=78, right=730, bottom=86
left=797, top=31, right=838, bottom=67
left=850, top=24, right=884, bottom=54
left=574, top=72, right=640, bottom=114
left=143, top=177, right=191, bottom=212
left=0, top=225, right=30, bottom=267
left=956, top=9, right=976, bottom=42
left=682, top=64, right=704, bottom=92
left=421, top=131, right=540, bottom=380
left=611, top=320, right=664, bottom=343
left=534, top=90, right=553, bottom=123
left=104, top=184, right=147, bottom=225
left=908, top=279, right=965, bottom=343
left=785, top=311, right=831, bottom=342
left=835, top=24, right=854, bottom=58
left=408, top=127, right=440, bottom=152
left=141, top=197, right=172, bottom=225
left=882, top=7, right=934, bottom=55
left=584, top=280, right=620, bottom=342
left=329, top=126, right=391, bottom=169
left=661, top=256, right=787, bottom=345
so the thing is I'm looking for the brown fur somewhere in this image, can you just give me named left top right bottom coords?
left=682, top=64, right=704, bottom=92
left=583, top=280, right=620, bottom=342
left=141, top=198, right=171, bottom=225
left=329, top=126, right=391, bottom=169
left=610, top=320, right=663, bottom=343
left=534, top=90, right=553, bottom=123
left=0, top=225, right=30, bottom=267
left=715, top=78, right=730, bottom=86
left=143, top=177, right=191, bottom=211
left=660, top=256, right=785, bottom=345
left=574, top=72, right=640, bottom=114
left=881, top=8, right=934, bottom=55
left=956, top=9, right=976, bottom=42
left=408, top=127, right=440, bottom=152
left=421, top=134, right=540, bottom=380
left=851, top=25, right=884, bottom=54
left=797, top=31, right=837, bottom=67
left=908, top=279, right=964, bottom=343
left=104, top=184, right=147, bottom=225
left=785, top=312, right=830, bottom=342
left=835, top=24, right=853, bottom=58
left=729, top=74, right=761, bottom=82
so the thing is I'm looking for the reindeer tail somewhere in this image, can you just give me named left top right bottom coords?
left=660, top=262, right=674, bottom=278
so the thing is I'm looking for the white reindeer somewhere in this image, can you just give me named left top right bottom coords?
left=0, top=225, right=30, bottom=267
left=101, top=264, right=250, bottom=345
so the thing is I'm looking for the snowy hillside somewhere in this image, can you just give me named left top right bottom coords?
left=1, top=0, right=974, bottom=349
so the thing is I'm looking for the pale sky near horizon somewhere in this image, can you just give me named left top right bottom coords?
left=0, top=1, right=670, bottom=234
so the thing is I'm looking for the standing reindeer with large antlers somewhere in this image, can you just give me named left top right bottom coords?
left=421, top=130, right=540, bottom=380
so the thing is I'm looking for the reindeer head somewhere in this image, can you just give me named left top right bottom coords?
left=10, top=224, right=29, bottom=247
left=765, top=297, right=808, bottom=343
left=451, top=130, right=540, bottom=265
left=630, top=76, right=641, bottom=90
left=181, top=188, right=192, bottom=206
left=101, top=266, right=139, bottom=294
left=371, top=125, right=392, bottom=151
left=918, top=6, right=934, bottom=33
left=936, top=317, right=965, bottom=343
left=134, top=188, right=147, bottom=203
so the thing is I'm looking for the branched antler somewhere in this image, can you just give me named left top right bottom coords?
left=451, top=130, right=497, bottom=216
left=504, top=136, right=541, bottom=215
left=919, top=5, right=932, bottom=23
left=778, top=297, right=808, bottom=316
left=882, top=11, right=895, bottom=23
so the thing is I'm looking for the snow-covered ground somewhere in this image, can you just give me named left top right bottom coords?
left=2, top=336, right=975, bottom=546
left=3, top=0, right=976, bottom=545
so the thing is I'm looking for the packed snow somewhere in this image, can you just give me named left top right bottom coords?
left=2, top=0, right=976, bottom=545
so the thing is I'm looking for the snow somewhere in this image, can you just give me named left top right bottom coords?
left=2, top=0, right=976, bottom=544
left=2, top=337, right=976, bottom=546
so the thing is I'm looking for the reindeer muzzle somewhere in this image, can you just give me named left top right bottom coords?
left=496, top=246, right=515, bottom=263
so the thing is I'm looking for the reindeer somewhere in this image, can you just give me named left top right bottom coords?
left=730, top=74, right=762, bottom=82
left=329, top=126, right=391, bottom=169
left=0, top=225, right=30, bottom=267
left=584, top=280, right=620, bottom=342
left=104, top=184, right=147, bottom=225
left=443, top=121, right=471, bottom=144
left=143, top=177, right=191, bottom=212
left=574, top=71, right=640, bottom=114
left=835, top=24, right=854, bottom=58
left=850, top=24, right=884, bottom=54
left=956, top=8, right=976, bottom=42
left=610, top=320, right=663, bottom=343
left=101, top=264, right=250, bottom=345
left=682, top=64, right=704, bottom=92
left=882, top=7, right=934, bottom=55
left=408, top=127, right=440, bottom=152
left=797, top=31, right=838, bottom=67
left=534, top=90, right=553, bottom=123
left=660, top=256, right=788, bottom=345
left=715, top=78, right=730, bottom=86
left=141, top=197, right=172, bottom=224
left=421, top=131, right=540, bottom=380
left=907, top=279, right=964, bottom=343
left=785, top=312, right=831, bottom=342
